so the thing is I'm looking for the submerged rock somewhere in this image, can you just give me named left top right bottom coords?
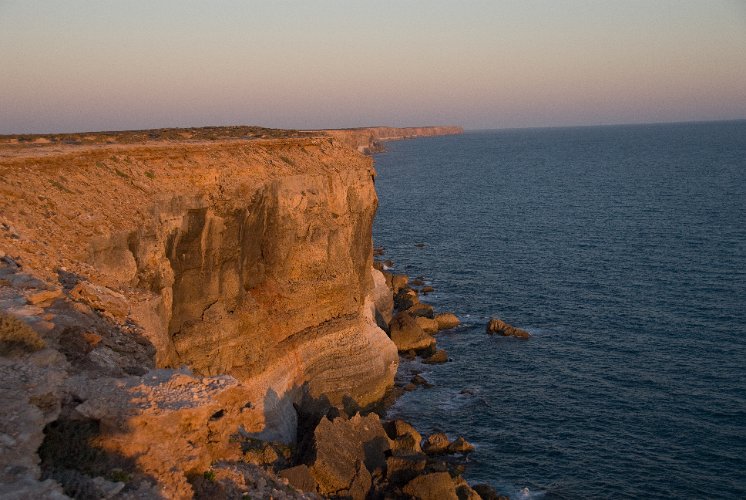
left=486, top=317, right=531, bottom=338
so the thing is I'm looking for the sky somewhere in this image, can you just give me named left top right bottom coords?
left=1, top=0, right=745, bottom=133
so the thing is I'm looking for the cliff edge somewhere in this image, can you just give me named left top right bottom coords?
left=0, top=132, right=401, bottom=497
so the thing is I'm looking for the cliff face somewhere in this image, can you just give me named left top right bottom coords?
left=324, top=126, right=464, bottom=153
left=0, top=136, right=398, bottom=496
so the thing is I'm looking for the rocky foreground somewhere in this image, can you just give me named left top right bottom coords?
left=0, top=125, right=517, bottom=499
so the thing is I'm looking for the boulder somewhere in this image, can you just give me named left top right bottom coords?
left=306, top=413, right=390, bottom=498
left=410, top=278, right=425, bottom=286
left=407, top=303, right=434, bottom=319
left=447, top=437, right=475, bottom=454
left=402, top=472, right=459, bottom=500
left=394, top=287, right=419, bottom=311
left=384, top=419, right=423, bottom=456
left=453, top=477, right=482, bottom=500
left=386, top=455, right=427, bottom=486
left=371, top=268, right=394, bottom=329
left=415, top=316, right=439, bottom=334
left=435, top=313, right=460, bottom=330
left=422, top=433, right=450, bottom=455
left=421, top=286, right=434, bottom=294
left=486, top=317, right=531, bottom=338
left=278, top=465, right=317, bottom=492
left=473, top=483, right=510, bottom=500
left=423, top=349, right=448, bottom=365
left=389, top=312, right=435, bottom=352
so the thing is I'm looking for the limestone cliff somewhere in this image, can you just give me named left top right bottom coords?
left=322, top=126, right=464, bottom=154
left=0, top=133, right=400, bottom=496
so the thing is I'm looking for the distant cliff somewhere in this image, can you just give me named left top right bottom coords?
left=323, top=126, right=464, bottom=153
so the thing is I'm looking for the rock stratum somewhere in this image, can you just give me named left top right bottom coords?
left=0, top=126, right=461, bottom=498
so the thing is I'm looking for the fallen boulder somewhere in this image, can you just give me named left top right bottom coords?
left=389, top=312, right=435, bottom=352
left=402, top=472, right=459, bottom=500
left=447, top=436, right=475, bottom=454
left=306, top=413, right=391, bottom=498
left=422, top=433, right=450, bottom=455
left=435, top=313, right=460, bottom=330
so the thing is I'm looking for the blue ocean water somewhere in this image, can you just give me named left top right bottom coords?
left=373, top=121, right=746, bottom=499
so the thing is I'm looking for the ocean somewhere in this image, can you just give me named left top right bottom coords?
left=373, top=121, right=746, bottom=499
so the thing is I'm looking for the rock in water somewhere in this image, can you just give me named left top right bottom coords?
left=435, top=312, right=460, bottom=330
left=423, top=349, right=448, bottom=365
left=486, top=317, right=531, bottom=338
left=389, top=312, right=435, bottom=352
left=402, top=472, right=459, bottom=500
left=447, top=436, right=475, bottom=453
left=422, top=433, right=451, bottom=455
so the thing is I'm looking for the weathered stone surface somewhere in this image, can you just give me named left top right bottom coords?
left=386, top=455, right=427, bottom=486
left=423, top=349, right=448, bottom=365
left=389, top=312, right=435, bottom=352
left=306, top=413, right=390, bottom=498
left=407, top=302, right=435, bottom=319
left=69, top=282, right=129, bottom=321
left=371, top=268, right=394, bottom=330
left=384, top=419, right=423, bottom=456
left=402, top=472, right=459, bottom=500
left=279, top=465, right=317, bottom=493
left=422, top=433, right=451, bottom=455
left=435, top=313, right=460, bottom=330
left=415, top=316, right=439, bottom=334
left=486, top=317, right=531, bottom=338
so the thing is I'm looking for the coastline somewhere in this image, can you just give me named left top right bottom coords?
left=0, top=125, right=511, bottom=499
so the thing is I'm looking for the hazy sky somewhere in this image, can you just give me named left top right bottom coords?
left=1, top=0, right=745, bottom=133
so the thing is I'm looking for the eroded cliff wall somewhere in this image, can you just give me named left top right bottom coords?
left=0, top=136, right=398, bottom=496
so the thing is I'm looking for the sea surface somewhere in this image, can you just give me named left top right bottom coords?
left=373, top=121, right=746, bottom=499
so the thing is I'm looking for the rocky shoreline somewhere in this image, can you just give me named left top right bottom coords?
left=0, top=125, right=524, bottom=499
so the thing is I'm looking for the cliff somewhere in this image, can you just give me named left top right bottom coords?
left=322, top=126, right=464, bottom=154
left=0, top=133, right=399, bottom=497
